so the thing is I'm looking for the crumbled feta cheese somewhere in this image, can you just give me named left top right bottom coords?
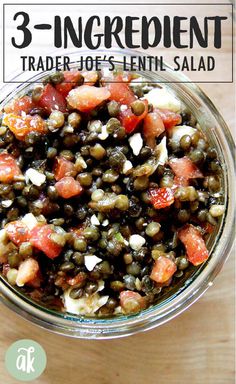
left=22, top=213, right=38, bottom=230
left=124, top=239, right=129, bottom=246
left=63, top=280, right=108, bottom=316
left=155, top=136, right=168, bottom=165
left=98, top=125, right=109, bottom=140
left=75, top=156, right=87, bottom=171
left=25, top=147, right=33, bottom=152
left=25, top=168, right=46, bottom=187
left=129, top=234, right=146, bottom=251
left=84, top=255, right=102, bottom=271
left=90, top=214, right=100, bottom=226
left=2, top=200, right=13, bottom=208
left=120, top=104, right=128, bottom=112
left=122, top=160, right=133, bottom=174
left=102, top=219, right=109, bottom=227
left=114, top=306, right=122, bottom=315
left=145, top=87, right=181, bottom=113
left=129, top=133, right=143, bottom=156
left=171, top=125, right=197, bottom=145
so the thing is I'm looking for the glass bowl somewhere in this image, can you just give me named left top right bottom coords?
left=0, top=49, right=235, bottom=339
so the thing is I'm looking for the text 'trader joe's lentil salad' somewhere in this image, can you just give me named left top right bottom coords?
left=0, top=69, right=225, bottom=317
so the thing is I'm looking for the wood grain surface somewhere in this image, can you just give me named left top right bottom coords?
left=0, top=1, right=235, bottom=383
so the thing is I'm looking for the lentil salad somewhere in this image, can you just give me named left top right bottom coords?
left=0, top=69, right=225, bottom=317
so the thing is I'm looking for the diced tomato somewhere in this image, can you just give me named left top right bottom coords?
left=4, top=96, right=36, bottom=115
left=150, top=256, right=177, bottom=283
left=16, top=258, right=40, bottom=287
left=3, top=113, right=47, bottom=141
left=82, top=71, right=98, bottom=86
left=149, top=187, right=175, bottom=209
left=38, top=84, right=67, bottom=113
left=67, top=85, right=110, bottom=113
left=55, top=177, right=83, bottom=199
left=5, top=221, right=29, bottom=246
left=0, top=153, right=22, bottom=183
left=120, top=291, right=146, bottom=314
left=173, top=176, right=189, bottom=187
left=55, top=71, right=83, bottom=98
left=30, top=224, right=63, bottom=259
left=156, top=108, right=182, bottom=129
left=119, top=99, right=148, bottom=134
left=53, top=156, right=75, bottom=181
left=178, top=224, right=209, bottom=266
left=107, top=74, right=136, bottom=105
left=169, top=157, right=203, bottom=179
left=143, top=110, right=165, bottom=148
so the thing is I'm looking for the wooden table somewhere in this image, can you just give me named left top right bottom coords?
left=0, top=1, right=235, bottom=383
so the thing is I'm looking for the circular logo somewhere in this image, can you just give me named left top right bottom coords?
left=5, top=339, right=47, bottom=381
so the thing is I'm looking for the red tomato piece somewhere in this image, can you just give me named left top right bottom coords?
left=169, top=157, right=203, bottom=179
left=5, top=220, right=29, bottom=246
left=120, top=291, right=146, bottom=314
left=30, top=224, right=63, bottom=259
left=55, top=177, right=83, bottom=199
left=173, top=176, right=189, bottom=187
left=38, top=84, right=67, bottom=113
left=119, top=100, right=148, bottom=134
left=107, top=74, right=136, bottom=105
left=67, top=85, right=110, bottom=113
left=55, top=71, right=82, bottom=98
left=16, top=258, right=40, bottom=287
left=143, top=110, right=165, bottom=148
left=53, top=156, right=75, bottom=181
left=178, top=224, right=209, bottom=266
left=150, top=256, right=177, bottom=283
left=0, top=153, right=22, bottom=183
left=156, top=108, right=182, bottom=129
left=3, top=113, right=46, bottom=141
left=4, top=96, right=36, bottom=115
left=149, top=187, right=175, bottom=209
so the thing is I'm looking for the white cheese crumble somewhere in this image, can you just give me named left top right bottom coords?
left=22, top=213, right=38, bottom=230
left=122, top=160, right=133, bottom=174
left=98, top=125, right=109, bottom=140
left=129, top=234, right=146, bottom=251
left=1, top=200, right=13, bottom=208
left=129, top=133, right=143, bottom=156
left=120, top=104, right=128, bottom=112
left=84, top=255, right=102, bottom=271
left=63, top=280, right=108, bottom=316
left=90, top=214, right=100, bottom=226
left=171, top=125, right=196, bottom=145
left=102, top=219, right=109, bottom=227
left=155, top=136, right=168, bottom=165
left=145, top=87, right=181, bottom=113
left=25, top=168, right=46, bottom=187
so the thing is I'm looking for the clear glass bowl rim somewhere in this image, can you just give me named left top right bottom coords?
left=0, top=48, right=235, bottom=339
